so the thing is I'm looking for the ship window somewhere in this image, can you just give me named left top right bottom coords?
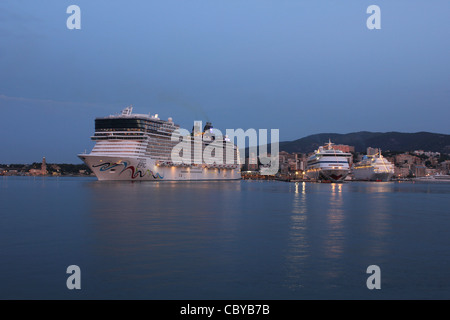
left=95, top=119, right=146, bottom=131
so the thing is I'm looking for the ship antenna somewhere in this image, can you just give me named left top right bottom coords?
left=379, top=148, right=390, bottom=172
left=330, top=139, right=337, bottom=156
left=327, top=139, right=334, bottom=150
left=122, top=105, right=133, bottom=115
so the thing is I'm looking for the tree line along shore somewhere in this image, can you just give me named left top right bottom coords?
left=0, top=162, right=92, bottom=176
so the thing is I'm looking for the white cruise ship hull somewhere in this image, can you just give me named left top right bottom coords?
left=352, top=168, right=394, bottom=181
left=306, top=168, right=349, bottom=182
left=79, top=154, right=241, bottom=181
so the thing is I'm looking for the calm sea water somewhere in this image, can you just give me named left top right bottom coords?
left=1, top=176, right=450, bottom=300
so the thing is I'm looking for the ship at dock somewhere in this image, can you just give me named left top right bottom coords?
left=78, top=106, right=241, bottom=181
left=413, top=173, right=450, bottom=183
left=352, top=150, right=394, bottom=182
left=305, top=140, right=352, bottom=182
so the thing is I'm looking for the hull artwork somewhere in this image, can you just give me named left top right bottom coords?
left=81, top=155, right=241, bottom=181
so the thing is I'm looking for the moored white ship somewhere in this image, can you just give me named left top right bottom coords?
left=413, top=173, right=450, bottom=183
left=78, top=106, right=241, bottom=181
left=305, top=140, right=352, bottom=182
left=352, top=151, right=394, bottom=181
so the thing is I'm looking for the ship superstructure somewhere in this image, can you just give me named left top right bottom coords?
left=78, top=106, right=241, bottom=181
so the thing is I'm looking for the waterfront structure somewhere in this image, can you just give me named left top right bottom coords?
left=440, top=160, right=450, bottom=173
left=331, top=144, right=355, bottom=154
left=28, top=169, right=43, bottom=176
left=367, top=147, right=379, bottom=156
left=305, top=140, right=352, bottom=182
left=412, top=164, right=427, bottom=177
left=394, top=153, right=421, bottom=166
left=41, top=157, right=47, bottom=175
left=394, top=167, right=410, bottom=178
left=78, top=106, right=241, bottom=181
left=414, top=150, right=441, bottom=157
left=352, top=149, right=395, bottom=181
left=28, top=157, right=48, bottom=176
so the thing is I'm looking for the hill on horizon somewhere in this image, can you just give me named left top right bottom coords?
left=278, top=131, right=450, bottom=154
left=242, top=131, right=450, bottom=156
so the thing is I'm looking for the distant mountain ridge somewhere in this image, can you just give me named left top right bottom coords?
left=277, top=131, right=450, bottom=154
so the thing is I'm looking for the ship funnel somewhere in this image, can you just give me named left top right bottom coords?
left=203, top=122, right=213, bottom=133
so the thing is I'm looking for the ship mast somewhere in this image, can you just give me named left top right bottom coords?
left=122, top=105, right=133, bottom=115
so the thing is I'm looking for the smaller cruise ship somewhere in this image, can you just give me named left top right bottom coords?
left=413, top=174, right=450, bottom=183
left=305, top=140, right=352, bottom=182
left=352, top=150, right=394, bottom=181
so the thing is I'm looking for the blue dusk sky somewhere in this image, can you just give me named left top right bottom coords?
left=1, top=0, right=449, bottom=163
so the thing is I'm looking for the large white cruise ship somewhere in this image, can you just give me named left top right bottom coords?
left=305, top=140, right=352, bottom=182
left=352, top=151, right=394, bottom=181
left=78, top=106, right=241, bottom=181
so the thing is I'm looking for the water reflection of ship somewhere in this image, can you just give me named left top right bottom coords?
left=284, top=182, right=309, bottom=289
left=285, top=182, right=346, bottom=288
left=324, top=183, right=344, bottom=260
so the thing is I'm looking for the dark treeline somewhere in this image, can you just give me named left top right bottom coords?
left=0, top=163, right=92, bottom=175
